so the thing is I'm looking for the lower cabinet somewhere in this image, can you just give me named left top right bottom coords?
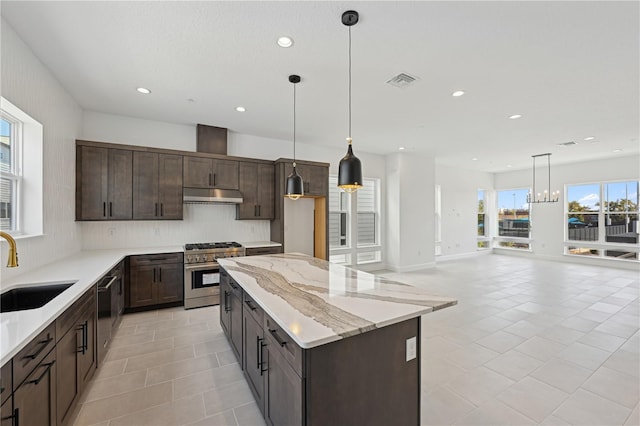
left=13, top=349, right=57, bottom=426
left=1, top=397, right=13, bottom=426
left=245, top=246, right=283, bottom=256
left=220, top=271, right=243, bottom=361
left=263, top=339, right=303, bottom=426
left=128, top=253, right=184, bottom=308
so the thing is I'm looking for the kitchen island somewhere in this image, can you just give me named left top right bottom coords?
left=218, top=253, right=456, bottom=426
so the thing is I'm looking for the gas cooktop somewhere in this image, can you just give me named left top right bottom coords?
left=184, top=242, right=243, bottom=251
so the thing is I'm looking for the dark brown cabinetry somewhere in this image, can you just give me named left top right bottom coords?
left=56, top=287, right=96, bottom=426
left=245, top=246, right=283, bottom=256
left=128, top=253, right=184, bottom=308
left=1, top=397, right=13, bottom=426
left=183, top=156, right=239, bottom=190
left=243, top=293, right=266, bottom=414
left=13, top=349, right=57, bottom=426
left=133, top=152, right=183, bottom=220
left=220, top=270, right=243, bottom=361
left=76, top=145, right=133, bottom=220
left=295, top=164, right=329, bottom=197
left=237, top=162, right=275, bottom=220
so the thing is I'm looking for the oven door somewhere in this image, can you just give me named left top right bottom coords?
left=185, top=263, right=221, bottom=296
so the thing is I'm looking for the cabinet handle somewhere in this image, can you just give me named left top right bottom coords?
left=27, top=360, right=56, bottom=385
left=229, top=280, right=238, bottom=290
left=244, top=299, right=257, bottom=311
left=77, top=324, right=85, bottom=354
left=155, top=203, right=158, bottom=217
left=158, top=267, right=162, bottom=282
left=109, top=202, right=113, bottom=217
left=260, top=340, right=268, bottom=374
left=224, top=291, right=230, bottom=312
left=22, top=336, right=53, bottom=360
left=1, top=408, right=18, bottom=426
left=209, top=173, right=212, bottom=186
left=269, top=329, right=287, bottom=347
left=258, top=205, right=261, bottom=216
left=103, top=202, right=106, bottom=217
left=77, top=321, right=88, bottom=354
left=213, top=173, right=216, bottom=186
left=153, top=267, right=156, bottom=283
left=160, top=203, right=164, bottom=217
left=256, top=336, right=262, bottom=370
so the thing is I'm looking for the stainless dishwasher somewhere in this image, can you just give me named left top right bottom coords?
left=97, top=272, right=118, bottom=366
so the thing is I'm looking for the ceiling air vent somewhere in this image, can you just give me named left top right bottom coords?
left=556, top=141, right=578, bottom=147
left=386, top=72, right=418, bottom=88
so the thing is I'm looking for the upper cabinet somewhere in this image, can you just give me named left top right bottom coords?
left=76, top=145, right=132, bottom=221
left=133, top=152, right=183, bottom=220
left=237, top=162, right=274, bottom=220
left=295, top=163, right=329, bottom=197
left=183, top=156, right=239, bottom=190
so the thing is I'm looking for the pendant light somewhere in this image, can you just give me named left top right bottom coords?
left=337, top=10, right=363, bottom=193
left=526, top=153, right=560, bottom=204
left=285, top=74, right=304, bottom=200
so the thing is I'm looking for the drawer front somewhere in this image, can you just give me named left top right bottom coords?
left=227, top=276, right=243, bottom=300
left=130, top=252, right=183, bottom=266
left=243, top=292, right=263, bottom=325
left=56, top=286, right=96, bottom=340
left=245, top=246, right=283, bottom=256
left=13, top=322, right=56, bottom=390
left=0, top=360, right=11, bottom=404
left=264, top=315, right=303, bottom=377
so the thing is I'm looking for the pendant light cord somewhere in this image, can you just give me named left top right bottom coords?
left=348, top=25, right=352, bottom=141
left=293, top=81, right=296, bottom=162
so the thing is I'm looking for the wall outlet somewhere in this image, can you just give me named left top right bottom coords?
left=107, top=228, right=116, bottom=237
left=406, top=336, right=417, bottom=362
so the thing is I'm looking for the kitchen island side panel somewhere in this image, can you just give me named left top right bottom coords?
left=305, top=317, right=420, bottom=426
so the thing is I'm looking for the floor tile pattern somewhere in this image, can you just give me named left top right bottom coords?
left=72, top=255, right=639, bottom=425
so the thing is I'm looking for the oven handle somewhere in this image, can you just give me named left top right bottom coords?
left=184, top=263, right=220, bottom=272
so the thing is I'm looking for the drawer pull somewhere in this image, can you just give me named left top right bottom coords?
left=22, top=336, right=53, bottom=360
left=269, top=328, right=287, bottom=347
left=224, top=291, right=230, bottom=312
left=28, top=360, right=55, bottom=385
left=244, top=299, right=257, bottom=312
left=1, top=408, right=18, bottom=426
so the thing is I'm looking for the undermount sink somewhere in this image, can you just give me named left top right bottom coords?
left=1, top=282, right=75, bottom=313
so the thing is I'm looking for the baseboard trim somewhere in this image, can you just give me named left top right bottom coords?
left=388, top=261, right=437, bottom=273
left=436, top=250, right=492, bottom=263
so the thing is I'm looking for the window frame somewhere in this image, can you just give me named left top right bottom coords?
left=477, top=189, right=490, bottom=250
left=493, top=188, right=532, bottom=251
left=0, top=109, right=23, bottom=233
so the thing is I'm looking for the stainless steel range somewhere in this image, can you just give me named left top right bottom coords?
left=184, top=242, right=245, bottom=309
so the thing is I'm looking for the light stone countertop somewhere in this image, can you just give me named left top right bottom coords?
left=241, top=241, right=283, bottom=249
left=0, top=246, right=183, bottom=366
left=218, top=253, right=457, bottom=349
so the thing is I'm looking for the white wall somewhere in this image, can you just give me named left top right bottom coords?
left=0, top=18, right=83, bottom=284
left=494, top=155, right=640, bottom=266
left=79, top=112, right=388, bottom=255
left=436, top=165, right=494, bottom=258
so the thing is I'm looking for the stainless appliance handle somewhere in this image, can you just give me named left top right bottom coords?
left=98, top=276, right=118, bottom=292
left=184, top=262, right=219, bottom=272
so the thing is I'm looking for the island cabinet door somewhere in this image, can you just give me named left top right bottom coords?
left=229, top=290, right=243, bottom=361
left=220, top=274, right=232, bottom=337
left=264, top=341, right=304, bottom=426
left=243, top=313, right=265, bottom=414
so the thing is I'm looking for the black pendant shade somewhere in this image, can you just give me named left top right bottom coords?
left=337, top=10, right=363, bottom=193
left=338, top=142, right=362, bottom=193
left=286, top=165, right=304, bottom=200
left=285, top=74, right=304, bottom=200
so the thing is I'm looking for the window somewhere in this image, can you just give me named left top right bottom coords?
left=566, top=180, right=639, bottom=261
left=477, top=189, right=490, bottom=250
left=495, top=189, right=530, bottom=250
left=329, top=176, right=382, bottom=266
left=0, top=113, right=21, bottom=231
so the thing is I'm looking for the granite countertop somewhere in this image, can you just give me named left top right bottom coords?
left=0, top=246, right=183, bottom=365
left=218, top=253, right=457, bottom=349
left=241, top=241, right=283, bottom=249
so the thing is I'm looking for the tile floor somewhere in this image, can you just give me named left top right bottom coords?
left=72, top=255, right=639, bottom=425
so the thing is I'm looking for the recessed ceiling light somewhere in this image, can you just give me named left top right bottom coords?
left=277, top=36, right=293, bottom=48
left=452, top=90, right=465, bottom=97
left=235, top=106, right=246, bottom=112
left=584, top=136, right=595, bottom=141
left=136, top=87, right=151, bottom=94
left=187, top=98, right=195, bottom=103
left=506, top=164, right=513, bottom=168
left=399, top=147, right=405, bottom=151
left=509, top=114, right=522, bottom=119
left=613, top=149, right=622, bottom=153
left=471, top=157, right=478, bottom=161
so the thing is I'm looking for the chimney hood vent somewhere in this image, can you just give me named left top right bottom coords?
left=183, top=187, right=243, bottom=204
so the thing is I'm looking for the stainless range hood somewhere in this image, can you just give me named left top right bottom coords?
left=183, top=187, right=244, bottom=204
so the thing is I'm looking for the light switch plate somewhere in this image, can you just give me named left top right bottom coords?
left=406, top=336, right=417, bottom=361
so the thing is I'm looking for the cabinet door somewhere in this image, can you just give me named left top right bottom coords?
left=257, top=164, right=275, bottom=219
left=56, top=328, right=79, bottom=426
left=158, top=154, right=183, bottom=219
left=132, top=151, right=160, bottom=219
left=211, top=159, right=239, bottom=190
left=243, top=313, right=265, bottom=414
left=77, top=145, right=108, bottom=220
left=308, top=165, right=328, bottom=197
left=264, top=344, right=303, bottom=426
left=183, top=156, right=213, bottom=188
left=14, top=349, right=57, bottom=426
left=156, top=263, right=183, bottom=304
left=129, top=265, right=156, bottom=308
left=107, top=149, right=133, bottom=219
left=78, top=304, right=96, bottom=393
left=229, top=291, right=243, bottom=361
left=1, top=398, right=14, bottom=426
left=237, top=162, right=259, bottom=219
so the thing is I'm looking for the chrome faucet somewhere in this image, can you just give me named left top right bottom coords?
left=0, top=231, right=19, bottom=267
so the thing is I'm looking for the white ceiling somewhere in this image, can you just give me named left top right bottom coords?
left=2, top=1, right=638, bottom=172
